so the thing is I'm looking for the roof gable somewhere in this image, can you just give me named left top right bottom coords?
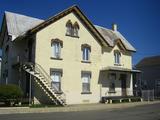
left=0, top=5, right=136, bottom=52
left=95, top=25, right=136, bottom=52
left=28, top=5, right=108, bottom=46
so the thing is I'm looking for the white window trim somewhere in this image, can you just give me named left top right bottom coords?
left=51, top=42, right=61, bottom=58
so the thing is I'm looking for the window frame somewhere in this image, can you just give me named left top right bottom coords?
left=51, top=39, right=63, bottom=59
left=66, top=20, right=80, bottom=38
left=81, top=44, right=91, bottom=62
left=66, top=22, right=73, bottom=36
left=50, top=69, right=62, bottom=92
left=73, top=25, right=79, bottom=37
left=114, top=50, right=121, bottom=65
left=73, top=22, right=79, bottom=37
left=81, top=71, right=92, bottom=94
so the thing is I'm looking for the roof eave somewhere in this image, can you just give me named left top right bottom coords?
left=27, top=5, right=110, bottom=47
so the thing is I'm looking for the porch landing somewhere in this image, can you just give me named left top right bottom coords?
left=101, top=96, right=143, bottom=104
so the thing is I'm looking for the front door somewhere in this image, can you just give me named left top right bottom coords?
left=121, top=74, right=127, bottom=96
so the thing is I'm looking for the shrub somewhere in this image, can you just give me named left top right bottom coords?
left=0, top=84, right=23, bottom=106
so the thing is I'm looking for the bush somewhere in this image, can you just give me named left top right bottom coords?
left=0, top=84, right=23, bottom=106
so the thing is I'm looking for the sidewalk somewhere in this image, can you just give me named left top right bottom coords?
left=0, top=101, right=160, bottom=115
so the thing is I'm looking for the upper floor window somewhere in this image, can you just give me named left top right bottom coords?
left=66, top=20, right=73, bottom=36
left=114, top=50, right=121, bottom=65
left=73, top=22, right=79, bottom=37
left=66, top=20, right=79, bottom=37
left=81, top=44, right=91, bottom=62
left=51, top=39, right=63, bottom=59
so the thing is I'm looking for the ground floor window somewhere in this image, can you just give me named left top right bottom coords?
left=109, top=73, right=116, bottom=92
left=50, top=70, right=62, bottom=92
left=82, top=72, right=91, bottom=93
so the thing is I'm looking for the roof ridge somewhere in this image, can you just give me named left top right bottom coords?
left=94, top=25, right=111, bottom=31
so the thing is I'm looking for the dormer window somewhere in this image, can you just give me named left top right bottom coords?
left=51, top=39, right=63, bottom=59
left=66, top=20, right=79, bottom=37
left=114, top=50, right=121, bottom=65
left=81, top=44, right=91, bottom=62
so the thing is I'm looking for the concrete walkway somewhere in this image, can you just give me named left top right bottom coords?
left=0, top=101, right=160, bottom=115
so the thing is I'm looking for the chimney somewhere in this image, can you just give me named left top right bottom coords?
left=112, top=23, right=118, bottom=31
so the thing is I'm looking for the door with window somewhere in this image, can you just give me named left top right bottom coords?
left=120, top=74, right=127, bottom=96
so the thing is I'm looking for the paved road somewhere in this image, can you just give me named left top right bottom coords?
left=0, top=103, right=160, bottom=120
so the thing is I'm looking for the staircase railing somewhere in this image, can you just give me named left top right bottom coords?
left=23, top=62, right=66, bottom=103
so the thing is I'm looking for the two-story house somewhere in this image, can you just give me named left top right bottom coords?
left=0, top=5, right=139, bottom=105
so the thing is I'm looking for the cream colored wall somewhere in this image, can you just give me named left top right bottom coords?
left=35, top=12, right=102, bottom=104
left=100, top=43, right=133, bottom=97
left=101, top=45, right=132, bottom=69
left=35, top=12, right=133, bottom=104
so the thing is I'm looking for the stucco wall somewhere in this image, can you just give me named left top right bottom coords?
left=101, top=45, right=132, bottom=69
left=35, top=12, right=102, bottom=104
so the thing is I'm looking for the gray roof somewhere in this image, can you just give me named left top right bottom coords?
left=5, top=11, right=44, bottom=38
left=136, top=56, right=160, bottom=67
left=4, top=11, right=136, bottom=52
left=95, top=25, right=136, bottom=52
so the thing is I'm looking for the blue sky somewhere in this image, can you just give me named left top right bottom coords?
left=0, top=0, right=160, bottom=65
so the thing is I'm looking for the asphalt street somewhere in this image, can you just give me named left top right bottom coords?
left=0, top=103, right=160, bottom=120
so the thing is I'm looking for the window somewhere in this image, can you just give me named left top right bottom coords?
left=73, top=25, right=79, bottom=37
left=81, top=44, right=91, bottom=62
left=109, top=73, right=116, bottom=92
left=51, top=70, right=62, bottom=92
left=66, top=20, right=79, bottom=37
left=114, top=50, right=121, bottom=64
left=82, top=72, right=91, bottom=93
left=51, top=39, right=62, bottom=59
left=66, top=21, right=73, bottom=36
left=73, top=22, right=79, bottom=37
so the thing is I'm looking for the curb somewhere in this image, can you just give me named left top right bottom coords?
left=0, top=101, right=159, bottom=115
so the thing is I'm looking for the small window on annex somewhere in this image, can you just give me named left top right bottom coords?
left=114, top=50, right=121, bottom=65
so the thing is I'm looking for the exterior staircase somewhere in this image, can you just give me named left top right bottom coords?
left=22, top=62, right=66, bottom=106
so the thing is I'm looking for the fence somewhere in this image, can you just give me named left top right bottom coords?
left=141, top=90, right=154, bottom=101
left=104, top=89, right=156, bottom=101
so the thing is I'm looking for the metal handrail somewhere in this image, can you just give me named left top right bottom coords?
left=23, top=62, right=66, bottom=102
